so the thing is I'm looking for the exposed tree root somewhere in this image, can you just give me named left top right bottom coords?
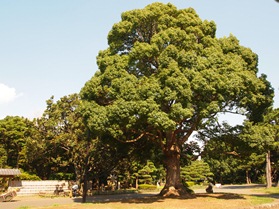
left=159, top=186, right=195, bottom=198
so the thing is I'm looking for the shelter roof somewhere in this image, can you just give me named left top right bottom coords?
left=0, top=169, right=21, bottom=177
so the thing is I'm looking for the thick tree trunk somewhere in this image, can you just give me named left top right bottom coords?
left=266, top=150, right=272, bottom=188
left=82, top=169, right=88, bottom=203
left=159, top=144, right=193, bottom=197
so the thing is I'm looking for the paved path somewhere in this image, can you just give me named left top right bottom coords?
left=1, top=184, right=278, bottom=209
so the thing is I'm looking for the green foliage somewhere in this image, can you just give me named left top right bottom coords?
left=49, top=172, right=74, bottom=180
left=240, top=108, right=279, bottom=185
left=258, top=174, right=267, bottom=184
left=246, top=74, right=274, bottom=123
left=81, top=2, right=273, bottom=191
left=181, top=160, right=213, bottom=183
left=138, top=184, right=157, bottom=190
left=22, top=94, right=83, bottom=179
left=0, top=2, right=274, bottom=194
left=185, top=181, right=195, bottom=187
left=201, top=108, right=279, bottom=185
left=0, top=116, right=34, bottom=168
left=0, top=145, right=7, bottom=167
left=138, top=160, right=158, bottom=184
left=81, top=2, right=270, bottom=145
left=0, top=177, right=9, bottom=192
left=19, top=171, right=41, bottom=180
left=201, top=123, right=266, bottom=184
left=181, top=141, right=201, bottom=166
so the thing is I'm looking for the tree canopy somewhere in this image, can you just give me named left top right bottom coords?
left=80, top=2, right=273, bottom=196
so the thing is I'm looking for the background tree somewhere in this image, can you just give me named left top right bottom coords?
left=245, top=74, right=274, bottom=123
left=180, top=141, right=201, bottom=167
left=33, top=94, right=96, bottom=202
left=138, top=160, right=158, bottom=185
left=180, top=160, right=213, bottom=183
left=25, top=95, right=81, bottom=179
left=80, top=2, right=273, bottom=196
left=201, top=123, right=265, bottom=184
left=241, top=108, right=279, bottom=188
left=32, top=94, right=141, bottom=202
left=0, top=116, right=34, bottom=168
left=0, top=145, right=7, bottom=168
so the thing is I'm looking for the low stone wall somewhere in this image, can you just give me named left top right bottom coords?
left=9, top=180, right=69, bottom=196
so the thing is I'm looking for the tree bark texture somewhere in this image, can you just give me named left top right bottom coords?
left=82, top=170, right=88, bottom=203
left=266, top=150, right=272, bottom=188
left=159, top=143, right=193, bottom=197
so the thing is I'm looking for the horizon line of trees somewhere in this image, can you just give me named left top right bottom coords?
left=0, top=93, right=278, bottom=185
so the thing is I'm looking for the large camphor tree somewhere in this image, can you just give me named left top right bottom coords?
left=80, top=3, right=273, bottom=196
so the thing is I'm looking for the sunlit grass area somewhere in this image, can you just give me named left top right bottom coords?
left=254, top=186, right=279, bottom=195
left=247, top=195, right=275, bottom=205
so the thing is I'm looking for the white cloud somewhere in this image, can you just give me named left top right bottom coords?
left=0, top=83, right=21, bottom=104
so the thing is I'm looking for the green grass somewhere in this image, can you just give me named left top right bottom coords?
left=17, top=206, right=31, bottom=209
left=254, top=186, right=279, bottom=195
left=248, top=196, right=275, bottom=205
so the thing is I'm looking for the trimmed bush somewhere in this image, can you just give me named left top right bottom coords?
left=185, top=181, right=195, bottom=187
left=19, top=171, right=41, bottom=180
left=138, top=184, right=157, bottom=190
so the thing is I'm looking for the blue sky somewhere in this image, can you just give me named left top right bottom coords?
left=0, top=0, right=278, bottom=121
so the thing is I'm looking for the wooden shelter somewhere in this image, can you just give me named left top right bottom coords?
left=0, top=169, right=21, bottom=178
left=0, top=169, right=21, bottom=202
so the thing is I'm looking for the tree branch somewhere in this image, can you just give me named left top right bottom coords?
left=115, top=133, right=145, bottom=143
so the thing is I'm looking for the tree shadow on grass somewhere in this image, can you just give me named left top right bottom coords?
left=196, top=193, right=245, bottom=200
left=77, top=192, right=247, bottom=205
left=74, top=191, right=279, bottom=206
left=117, top=193, right=248, bottom=205
left=120, top=193, right=199, bottom=204
left=76, top=193, right=196, bottom=204
left=74, top=193, right=162, bottom=204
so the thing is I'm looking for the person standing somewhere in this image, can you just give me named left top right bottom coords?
left=72, top=183, right=79, bottom=198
